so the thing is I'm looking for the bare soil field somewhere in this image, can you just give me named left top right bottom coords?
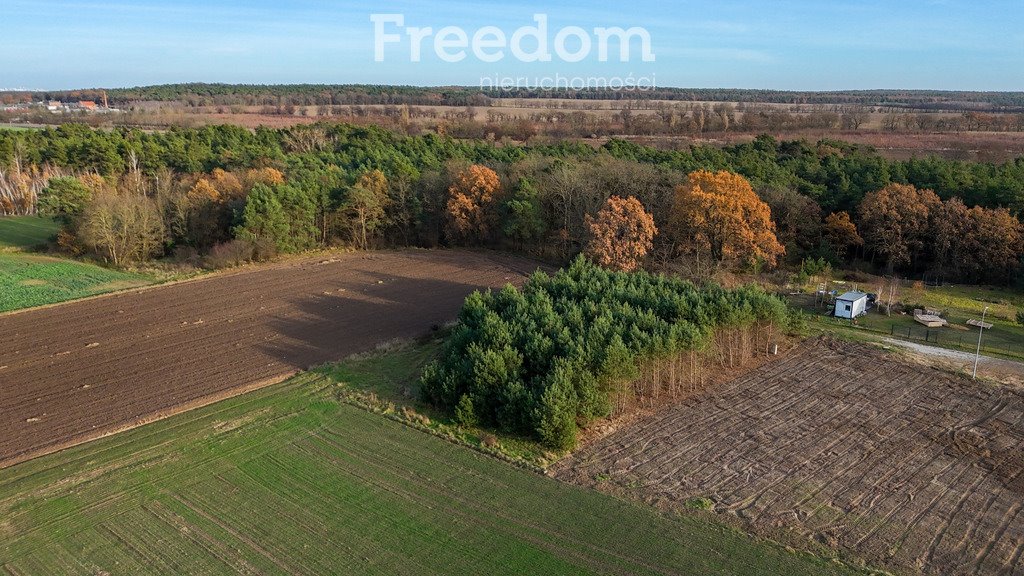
left=556, top=338, right=1024, bottom=575
left=0, top=250, right=537, bottom=468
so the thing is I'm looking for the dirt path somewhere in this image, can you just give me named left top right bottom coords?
left=0, top=250, right=537, bottom=468
left=883, top=337, right=1024, bottom=386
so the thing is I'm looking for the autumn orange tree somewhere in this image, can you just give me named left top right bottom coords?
left=933, top=201, right=1024, bottom=283
left=208, top=168, right=244, bottom=200
left=966, top=206, right=1024, bottom=282
left=243, top=167, right=285, bottom=192
left=669, top=170, right=784, bottom=268
left=857, top=183, right=940, bottom=271
left=585, top=195, right=657, bottom=272
left=823, top=211, right=863, bottom=259
left=187, top=179, right=220, bottom=203
left=930, top=198, right=969, bottom=279
left=446, top=164, right=501, bottom=244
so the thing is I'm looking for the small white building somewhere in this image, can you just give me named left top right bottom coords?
left=834, top=291, right=868, bottom=319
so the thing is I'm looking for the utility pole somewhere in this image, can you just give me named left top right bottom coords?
left=973, top=306, right=989, bottom=380
left=886, top=277, right=897, bottom=317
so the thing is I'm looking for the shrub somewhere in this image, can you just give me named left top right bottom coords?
left=786, top=308, right=809, bottom=336
left=479, top=433, right=500, bottom=449
left=204, top=239, right=255, bottom=269
left=794, top=257, right=832, bottom=285
left=56, top=229, right=84, bottom=255
left=454, top=394, right=478, bottom=426
left=685, top=497, right=715, bottom=511
left=172, top=245, right=202, bottom=268
left=898, top=302, right=924, bottom=315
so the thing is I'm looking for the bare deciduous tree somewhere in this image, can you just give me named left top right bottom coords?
left=79, top=191, right=166, bottom=266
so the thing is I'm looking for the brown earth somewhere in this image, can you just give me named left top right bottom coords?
left=0, top=249, right=538, bottom=468
left=555, top=337, right=1024, bottom=576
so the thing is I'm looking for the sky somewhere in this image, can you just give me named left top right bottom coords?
left=1, top=0, right=1022, bottom=91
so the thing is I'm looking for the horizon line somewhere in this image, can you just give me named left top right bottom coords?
left=3, top=83, right=1024, bottom=95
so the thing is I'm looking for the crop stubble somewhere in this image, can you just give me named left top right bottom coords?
left=556, top=338, right=1024, bottom=575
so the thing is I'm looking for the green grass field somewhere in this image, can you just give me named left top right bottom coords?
left=0, top=216, right=60, bottom=250
left=320, top=338, right=555, bottom=468
left=0, top=254, right=151, bottom=313
left=0, top=344, right=867, bottom=576
left=0, top=217, right=157, bottom=313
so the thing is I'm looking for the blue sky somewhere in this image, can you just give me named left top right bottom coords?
left=1, top=0, right=1022, bottom=90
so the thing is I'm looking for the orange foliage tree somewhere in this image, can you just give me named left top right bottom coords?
left=446, top=164, right=501, bottom=243
left=585, top=195, right=657, bottom=272
left=823, top=211, right=863, bottom=259
left=930, top=197, right=969, bottom=277
left=857, top=183, right=940, bottom=271
left=243, top=167, right=285, bottom=192
left=187, top=179, right=221, bottom=203
left=209, top=168, right=243, bottom=200
left=670, top=170, right=784, bottom=267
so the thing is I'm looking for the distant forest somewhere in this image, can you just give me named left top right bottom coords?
left=4, top=84, right=1024, bottom=111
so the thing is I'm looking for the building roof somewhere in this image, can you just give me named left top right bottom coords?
left=837, top=291, right=867, bottom=302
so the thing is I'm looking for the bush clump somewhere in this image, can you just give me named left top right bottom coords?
left=420, top=257, right=787, bottom=449
left=203, top=239, right=256, bottom=269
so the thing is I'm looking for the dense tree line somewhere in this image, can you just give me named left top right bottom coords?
left=1, top=124, right=1021, bottom=282
left=420, top=257, right=789, bottom=449
left=602, top=136, right=1024, bottom=215
left=5, top=85, right=1022, bottom=111
left=857, top=183, right=1023, bottom=284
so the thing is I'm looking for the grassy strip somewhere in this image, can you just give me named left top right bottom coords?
left=0, top=216, right=160, bottom=313
left=0, top=216, right=60, bottom=250
left=0, top=253, right=153, bottom=313
left=0, top=341, right=873, bottom=576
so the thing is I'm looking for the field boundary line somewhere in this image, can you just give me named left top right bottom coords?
left=0, top=247, right=539, bottom=319
left=335, top=392, right=549, bottom=474
left=0, top=251, right=328, bottom=319
left=0, top=371, right=298, bottom=470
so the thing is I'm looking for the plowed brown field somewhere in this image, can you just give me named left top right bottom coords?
left=0, top=250, right=537, bottom=468
left=556, top=338, right=1024, bottom=576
